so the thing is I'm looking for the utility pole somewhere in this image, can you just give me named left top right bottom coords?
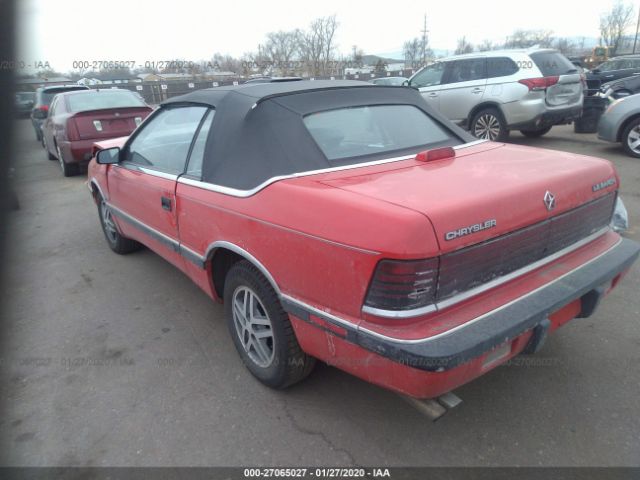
left=633, top=7, right=640, bottom=54
left=421, top=14, right=429, bottom=67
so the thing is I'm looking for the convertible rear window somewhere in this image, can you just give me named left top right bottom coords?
left=303, top=105, right=455, bottom=162
left=67, top=90, right=146, bottom=113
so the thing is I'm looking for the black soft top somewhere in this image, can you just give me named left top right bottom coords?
left=162, top=81, right=474, bottom=191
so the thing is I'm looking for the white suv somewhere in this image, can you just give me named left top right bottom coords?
left=407, top=48, right=583, bottom=140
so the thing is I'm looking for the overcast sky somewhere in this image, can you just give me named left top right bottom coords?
left=17, top=0, right=622, bottom=73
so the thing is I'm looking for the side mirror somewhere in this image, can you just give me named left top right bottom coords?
left=96, top=147, right=121, bottom=165
left=402, top=79, right=410, bottom=86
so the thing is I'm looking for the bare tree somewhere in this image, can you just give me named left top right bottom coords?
left=374, top=59, right=387, bottom=76
left=554, top=37, right=575, bottom=55
left=455, top=36, right=474, bottom=55
left=505, top=29, right=554, bottom=48
left=351, top=45, right=364, bottom=65
left=262, top=30, right=302, bottom=75
left=600, top=1, right=635, bottom=54
left=477, top=39, right=495, bottom=52
left=212, top=53, right=240, bottom=73
left=300, top=15, right=339, bottom=76
left=403, top=38, right=421, bottom=68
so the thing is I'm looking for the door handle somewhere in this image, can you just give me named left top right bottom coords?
left=471, top=88, right=483, bottom=94
left=161, top=196, right=172, bottom=211
left=428, top=92, right=438, bottom=97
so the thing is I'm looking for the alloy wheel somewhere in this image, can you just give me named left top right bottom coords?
left=627, top=125, right=640, bottom=154
left=100, top=200, right=118, bottom=244
left=474, top=114, right=501, bottom=140
left=232, top=286, right=275, bottom=368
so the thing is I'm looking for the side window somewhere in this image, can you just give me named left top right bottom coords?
left=599, top=60, right=619, bottom=72
left=410, top=63, right=445, bottom=88
left=486, top=57, right=519, bottom=78
left=185, top=109, right=215, bottom=178
left=618, top=59, right=633, bottom=69
left=124, top=106, right=207, bottom=174
left=443, top=59, right=486, bottom=84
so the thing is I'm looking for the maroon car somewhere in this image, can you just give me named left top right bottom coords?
left=42, top=89, right=152, bottom=176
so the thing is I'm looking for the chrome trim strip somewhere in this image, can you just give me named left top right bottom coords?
left=203, top=241, right=282, bottom=294
left=281, top=294, right=360, bottom=331
left=436, top=227, right=611, bottom=310
left=88, top=178, right=108, bottom=201
left=107, top=203, right=180, bottom=252
left=362, top=303, right=437, bottom=318
left=112, top=163, right=179, bottom=181
left=355, top=236, right=622, bottom=344
left=138, top=167, right=178, bottom=181
left=177, top=139, right=488, bottom=198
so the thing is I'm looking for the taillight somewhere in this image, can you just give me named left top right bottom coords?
left=364, top=258, right=438, bottom=312
left=66, top=118, right=80, bottom=141
left=518, top=76, right=559, bottom=91
left=39, top=105, right=48, bottom=112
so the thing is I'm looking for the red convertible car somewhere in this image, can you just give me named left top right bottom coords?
left=88, top=81, right=639, bottom=401
left=43, top=88, right=152, bottom=176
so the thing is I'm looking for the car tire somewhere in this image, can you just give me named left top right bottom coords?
left=96, top=193, right=142, bottom=254
left=519, top=127, right=552, bottom=138
left=621, top=118, right=640, bottom=158
left=56, top=145, right=79, bottom=177
left=470, top=108, right=509, bottom=141
left=224, top=260, right=316, bottom=389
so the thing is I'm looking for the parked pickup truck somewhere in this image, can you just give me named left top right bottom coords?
left=88, top=81, right=639, bottom=400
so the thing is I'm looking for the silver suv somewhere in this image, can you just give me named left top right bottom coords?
left=407, top=48, right=583, bottom=140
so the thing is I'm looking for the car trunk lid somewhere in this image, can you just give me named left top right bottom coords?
left=73, top=107, right=151, bottom=140
left=318, top=142, right=617, bottom=253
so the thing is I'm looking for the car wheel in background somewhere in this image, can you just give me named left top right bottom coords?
left=471, top=108, right=509, bottom=141
left=96, top=194, right=141, bottom=254
left=621, top=118, right=640, bottom=158
left=224, top=260, right=316, bottom=389
left=519, top=126, right=552, bottom=138
left=56, top=145, right=79, bottom=177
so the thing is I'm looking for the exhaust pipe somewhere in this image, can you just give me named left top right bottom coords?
left=400, top=391, right=463, bottom=421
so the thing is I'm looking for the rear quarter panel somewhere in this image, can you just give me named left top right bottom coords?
left=176, top=179, right=440, bottom=321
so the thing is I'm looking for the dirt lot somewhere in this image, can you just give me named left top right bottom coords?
left=2, top=120, right=639, bottom=466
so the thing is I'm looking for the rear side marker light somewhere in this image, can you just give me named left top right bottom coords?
left=93, top=120, right=103, bottom=131
left=518, top=76, right=559, bottom=91
left=415, top=147, right=456, bottom=162
left=364, top=258, right=438, bottom=311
